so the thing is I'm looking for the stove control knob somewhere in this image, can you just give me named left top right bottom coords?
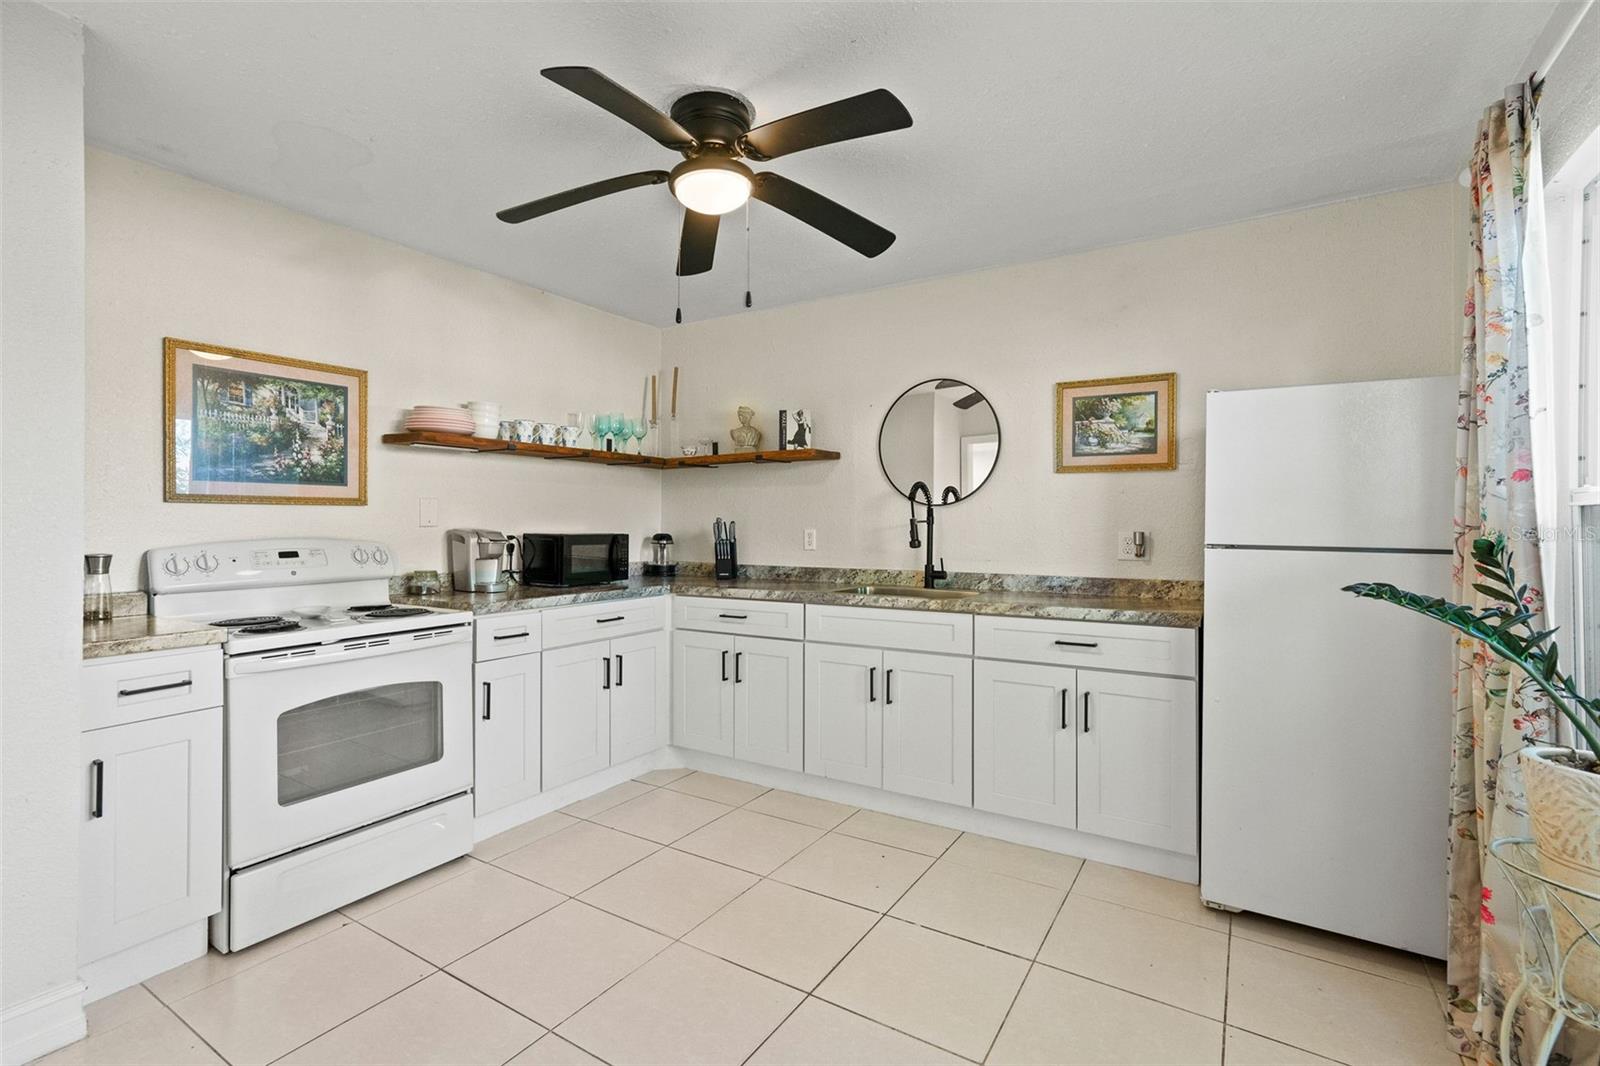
left=351, top=546, right=370, bottom=566
left=371, top=546, right=390, bottom=566
left=194, top=551, right=219, bottom=574
left=161, top=553, right=190, bottom=578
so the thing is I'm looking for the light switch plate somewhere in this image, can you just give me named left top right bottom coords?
left=804, top=529, right=817, bottom=551
left=419, top=497, right=438, bottom=528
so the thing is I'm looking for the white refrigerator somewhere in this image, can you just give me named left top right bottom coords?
left=1201, top=375, right=1457, bottom=957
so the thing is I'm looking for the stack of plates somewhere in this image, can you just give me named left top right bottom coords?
left=404, top=405, right=476, bottom=433
left=466, top=400, right=500, bottom=438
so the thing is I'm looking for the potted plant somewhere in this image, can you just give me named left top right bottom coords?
left=1344, top=536, right=1599, bottom=1006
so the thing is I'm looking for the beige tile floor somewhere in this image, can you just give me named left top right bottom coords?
left=38, top=769, right=1464, bottom=1066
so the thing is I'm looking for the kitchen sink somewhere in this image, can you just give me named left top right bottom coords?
left=830, top=585, right=980, bottom=600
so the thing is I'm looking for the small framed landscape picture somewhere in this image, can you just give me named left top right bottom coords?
left=164, top=337, right=367, bottom=504
left=1054, top=372, right=1176, bottom=473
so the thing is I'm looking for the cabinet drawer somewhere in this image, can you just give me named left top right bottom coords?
left=474, top=611, right=543, bottom=662
left=82, top=646, right=223, bottom=730
left=974, top=615, right=1196, bottom=678
left=805, top=604, right=973, bottom=655
left=542, top=596, right=666, bottom=649
left=674, top=596, right=803, bottom=640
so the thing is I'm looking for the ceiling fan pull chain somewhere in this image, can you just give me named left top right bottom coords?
left=675, top=273, right=682, bottom=325
left=745, top=201, right=753, bottom=309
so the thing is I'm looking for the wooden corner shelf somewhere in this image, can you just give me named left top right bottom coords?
left=381, top=431, right=839, bottom=470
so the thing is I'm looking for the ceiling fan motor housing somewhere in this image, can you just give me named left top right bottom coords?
left=669, top=91, right=755, bottom=150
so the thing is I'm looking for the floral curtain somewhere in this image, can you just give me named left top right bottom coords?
left=1448, top=81, right=1583, bottom=1065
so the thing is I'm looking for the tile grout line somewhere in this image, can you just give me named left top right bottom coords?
left=151, top=993, right=232, bottom=1065
left=1221, top=905, right=1233, bottom=1064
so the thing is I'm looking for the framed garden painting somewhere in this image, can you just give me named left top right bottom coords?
left=1054, top=372, right=1176, bottom=473
left=164, top=338, right=367, bottom=504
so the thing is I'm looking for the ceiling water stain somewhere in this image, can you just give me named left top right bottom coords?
left=269, top=120, right=373, bottom=206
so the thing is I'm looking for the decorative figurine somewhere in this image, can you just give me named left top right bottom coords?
left=730, top=406, right=762, bottom=452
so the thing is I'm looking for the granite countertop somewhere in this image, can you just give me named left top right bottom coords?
left=397, top=568, right=1203, bottom=628
left=83, top=614, right=226, bottom=660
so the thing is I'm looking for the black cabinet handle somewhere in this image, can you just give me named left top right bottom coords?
left=117, top=678, right=192, bottom=698
left=90, top=759, right=104, bottom=819
left=1061, top=688, right=1070, bottom=730
left=603, top=656, right=611, bottom=690
left=869, top=666, right=877, bottom=703
left=1083, top=690, right=1091, bottom=732
left=721, top=650, right=729, bottom=682
left=885, top=669, right=894, bottom=705
left=492, top=630, right=530, bottom=641
left=482, top=681, right=492, bottom=721
left=735, top=651, right=743, bottom=683
left=615, top=654, right=623, bottom=687
left=596, top=615, right=624, bottom=624
left=1054, top=640, right=1099, bottom=649
left=718, top=613, right=748, bottom=620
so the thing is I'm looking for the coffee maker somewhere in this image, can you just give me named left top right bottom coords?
left=447, top=529, right=516, bottom=593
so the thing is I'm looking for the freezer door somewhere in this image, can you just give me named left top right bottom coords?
left=1204, top=377, right=1456, bottom=549
left=1200, top=547, right=1450, bottom=957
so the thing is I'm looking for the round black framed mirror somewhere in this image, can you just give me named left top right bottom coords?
left=878, top=378, right=1001, bottom=504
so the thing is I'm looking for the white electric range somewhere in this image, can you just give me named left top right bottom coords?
left=148, top=537, right=475, bottom=952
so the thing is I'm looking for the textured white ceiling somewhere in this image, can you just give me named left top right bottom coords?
left=51, top=1, right=1568, bottom=326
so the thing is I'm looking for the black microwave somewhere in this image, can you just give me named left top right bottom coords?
left=520, top=533, right=628, bottom=586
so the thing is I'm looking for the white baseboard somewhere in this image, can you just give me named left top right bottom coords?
left=672, top=748, right=1199, bottom=883
left=1, top=981, right=86, bottom=1066
left=78, top=923, right=207, bottom=1005
left=472, top=748, right=675, bottom=842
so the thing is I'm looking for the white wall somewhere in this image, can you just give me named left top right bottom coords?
left=86, top=150, right=662, bottom=590
left=661, top=184, right=1461, bottom=578
left=1, top=0, right=87, bottom=1038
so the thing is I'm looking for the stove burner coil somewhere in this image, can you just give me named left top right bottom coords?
left=238, top=619, right=304, bottom=634
left=362, top=607, right=430, bottom=619
left=214, top=616, right=286, bottom=628
left=345, top=604, right=392, bottom=613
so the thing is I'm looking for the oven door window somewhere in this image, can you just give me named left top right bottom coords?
left=277, top=681, right=444, bottom=806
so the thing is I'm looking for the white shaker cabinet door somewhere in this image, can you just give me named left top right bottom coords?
left=671, top=630, right=735, bottom=757
left=733, top=635, right=804, bottom=772
left=804, top=643, right=883, bottom=788
left=80, top=709, right=222, bottom=963
left=973, top=659, right=1076, bottom=829
left=542, top=641, right=612, bottom=790
left=881, top=650, right=972, bottom=807
left=473, top=652, right=541, bottom=816
left=611, top=630, right=669, bottom=765
left=1077, top=669, right=1197, bottom=854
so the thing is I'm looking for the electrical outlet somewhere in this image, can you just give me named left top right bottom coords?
left=804, top=528, right=818, bottom=551
left=1118, top=531, right=1147, bottom=561
left=419, top=497, right=438, bottom=528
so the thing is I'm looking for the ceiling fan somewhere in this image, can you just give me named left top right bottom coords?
left=496, top=67, right=913, bottom=277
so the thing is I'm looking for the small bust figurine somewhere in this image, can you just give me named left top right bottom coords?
left=730, top=406, right=762, bottom=452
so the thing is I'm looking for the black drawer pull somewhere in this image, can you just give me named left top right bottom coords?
left=1083, top=690, right=1092, bottom=732
left=1054, top=640, right=1099, bottom=649
left=615, top=654, right=623, bottom=686
left=492, top=630, right=530, bottom=641
left=719, top=613, right=748, bottom=620
left=117, top=679, right=192, bottom=698
left=1061, top=688, right=1070, bottom=730
left=734, top=652, right=743, bottom=683
left=868, top=666, right=877, bottom=703
left=721, top=650, right=729, bottom=682
left=885, top=669, right=894, bottom=705
left=90, top=759, right=104, bottom=818
left=482, top=681, right=492, bottom=721
left=596, top=615, right=624, bottom=624
left=603, top=656, right=611, bottom=690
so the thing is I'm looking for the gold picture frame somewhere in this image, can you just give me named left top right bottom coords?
left=164, top=337, right=368, bottom=504
left=1054, top=373, right=1176, bottom=473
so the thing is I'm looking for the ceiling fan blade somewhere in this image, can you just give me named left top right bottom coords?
left=952, top=391, right=987, bottom=410
left=542, top=67, right=697, bottom=151
left=496, top=171, right=668, bottom=223
left=738, top=88, right=911, bottom=161
left=934, top=380, right=963, bottom=389
left=676, top=210, right=719, bottom=276
left=750, top=172, right=895, bottom=258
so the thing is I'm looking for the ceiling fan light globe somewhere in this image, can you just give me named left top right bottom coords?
left=671, top=168, right=751, bottom=215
